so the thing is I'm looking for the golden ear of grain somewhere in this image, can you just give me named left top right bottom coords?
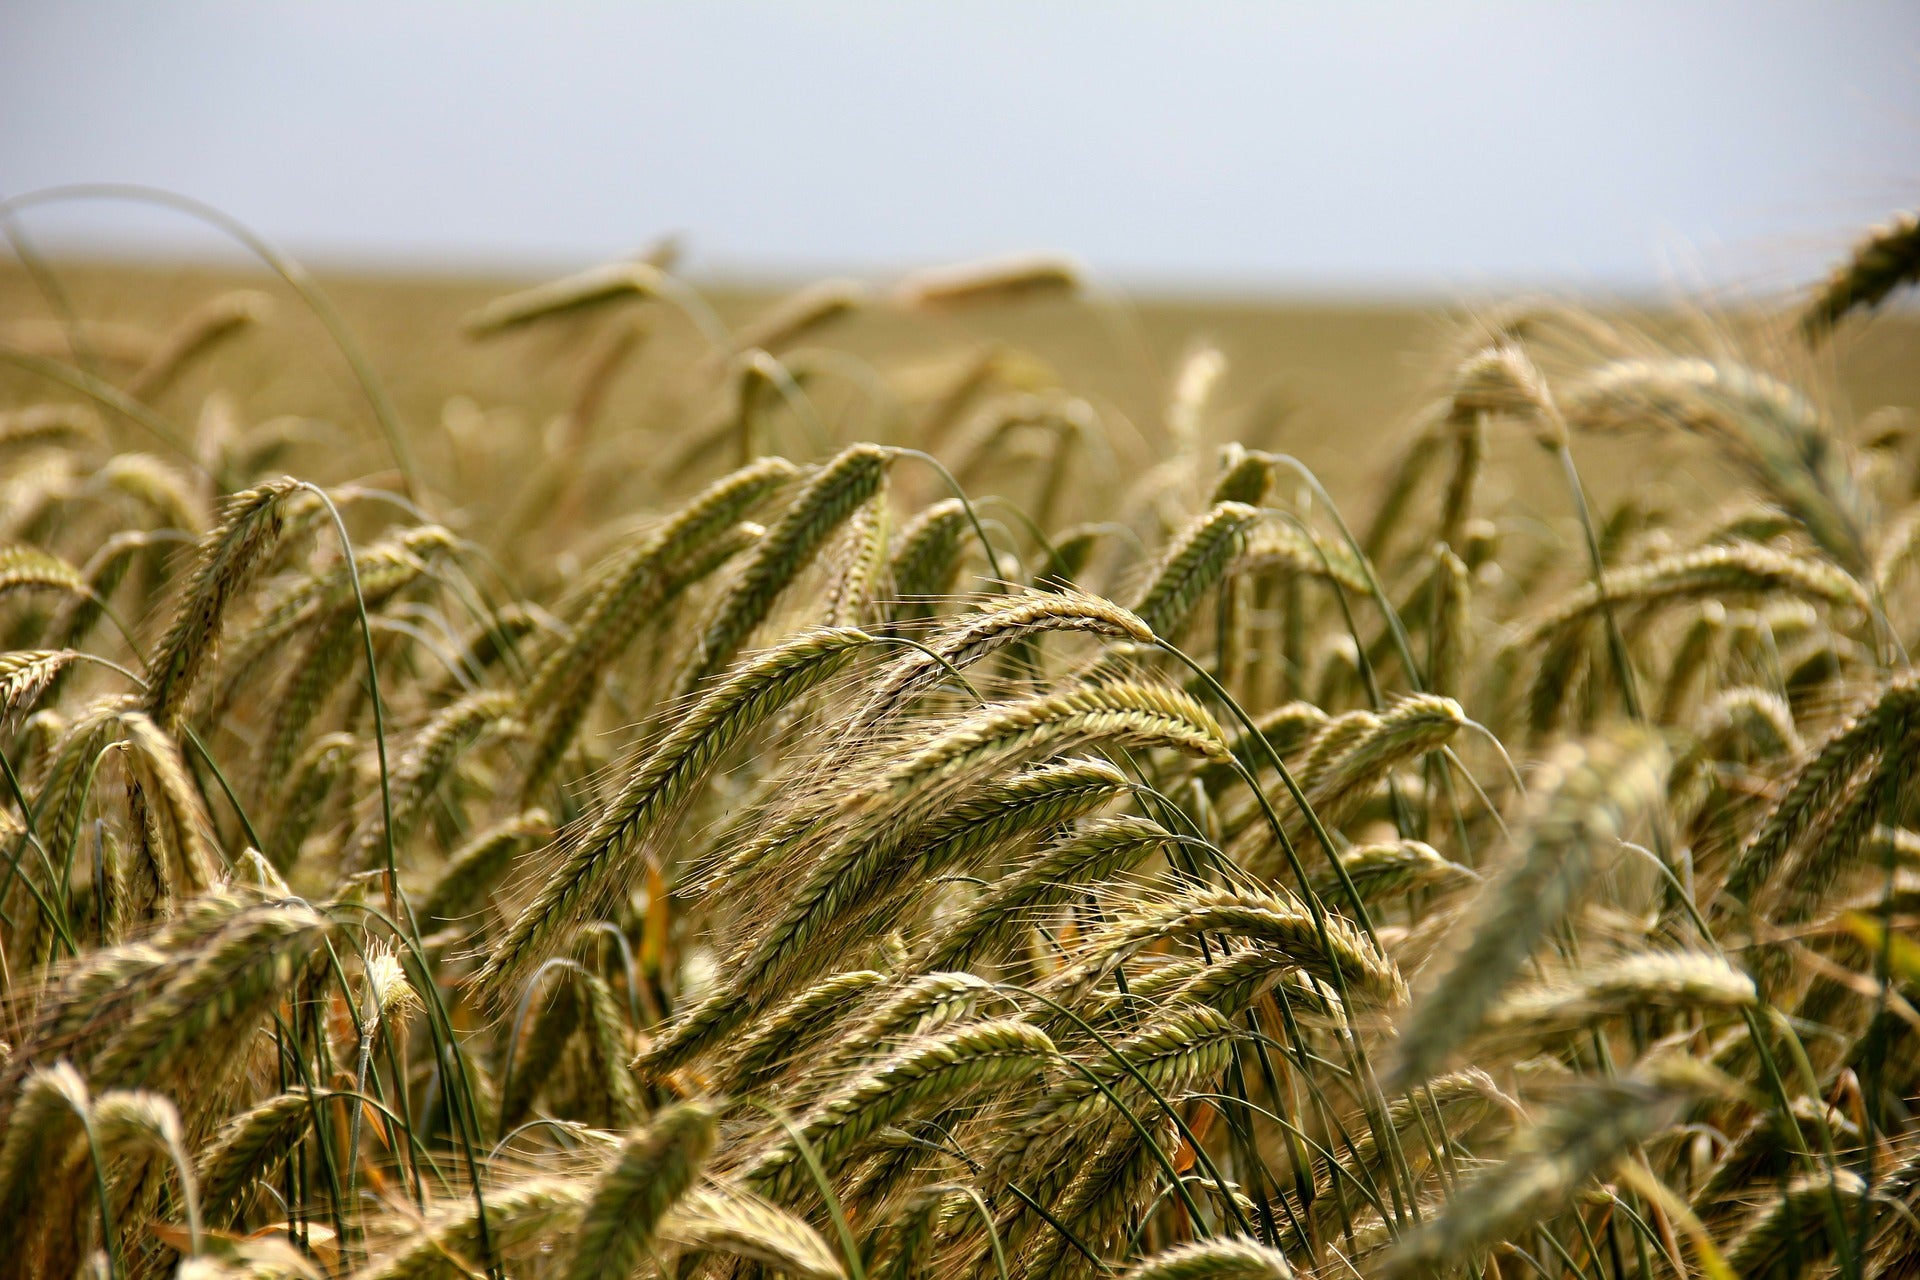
left=1291, top=692, right=1465, bottom=837
left=419, top=808, right=551, bottom=930
left=1479, top=950, right=1756, bottom=1041
left=1079, top=885, right=1404, bottom=1009
left=518, top=455, right=797, bottom=795
left=143, top=478, right=297, bottom=730
left=850, top=592, right=1154, bottom=737
left=0, top=543, right=88, bottom=603
left=1209, top=444, right=1273, bottom=507
left=1012, top=1120, right=1178, bottom=1277
left=803, top=971, right=995, bottom=1084
left=1449, top=341, right=1569, bottom=450
left=1121, top=1237, right=1295, bottom=1280
left=267, top=730, right=356, bottom=871
left=735, top=277, right=868, bottom=353
left=1724, top=1169, right=1870, bottom=1279
left=0, top=1063, right=90, bottom=1256
left=657, top=1186, right=845, bottom=1280
left=91, top=900, right=332, bottom=1095
left=1566, top=357, right=1873, bottom=574
left=1009, top=1002, right=1236, bottom=1155
left=354, top=688, right=517, bottom=869
left=885, top=496, right=972, bottom=621
left=717, top=969, right=891, bottom=1098
left=462, top=261, right=666, bottom=337
left=895, top=252, right=1083, bottom=310
left=1427, top=543, right=1472, bottom=698
left=1308, top=838, right=1477, bottom=903
left=118, top=707, right=221, bottom=900
left=649, top=754, right=1133, bottom=1076
left=94, top=452, right=211, bottom=533
left=1301, top=1068, right=1517, bottom=1240
left=126, top=289, right=272, bottom=402
left=1802, top=209, right=1920, bottom=340
left=744, top=1019, right=1058, bottom=1198
left=917, top=812, right=1174, bottom=971
left=194, top=1090, right=319, bottom=1225
left=822, top=481, right=892, bottom=627
left=0, top=403, right=103, bottom=455
left=0, top=650, right=82, bottom=731
left=1722, top=670, right=1920, bottom=911
left=362, top=1178, right=590, bottom=1280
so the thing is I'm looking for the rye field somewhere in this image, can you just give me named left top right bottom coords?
left=1, top=212, right=1919, bottom=1280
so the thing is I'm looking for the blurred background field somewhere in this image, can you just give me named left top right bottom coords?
left=8, top=259, right=1920, bottom=535
left=15, top=259, right=1920, bottom=506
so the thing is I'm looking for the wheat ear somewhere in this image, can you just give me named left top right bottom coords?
left=462, top=260, right=666, bottom=336
left=480, top=625, right=872, bottom=1000
left=1132, top=501, right=1262, bottom=640
left=1390, top=729, right=1669, bottom=1091
left=1382, top=1062, right=1718, bottom=1278
left=1122, top=1238, right=1295, bottom=1280
left=744, top=1019, right=1058, bottom=1198
left=896, top=252, right=1082, bottom=309
left=518, top=455, right=796, bottom=793
left=564, top=1101, right=715, bottom=1280
left=657, top=1185, right=845, bottom=1280
left=143, top=479, right=296, bottom=729
left=917, top=813, right=1175, bottom=971
left=1803, top=209, right=1920, bottom=340
left=674, top=443, right=893, bottom=698
left=126, top=289, right=271, bottom=401
left=716, top=970, right=891, bottom=1098
left=1566, top=357, right=1872, bottom=573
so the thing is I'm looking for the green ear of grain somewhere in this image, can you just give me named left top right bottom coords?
left=675, top=443, right=894, bottom=699
left=518, top=455, right=797, bottom=794
left=1391, top=730, right=1669, bottom=1092
left=564, top=1102, right=715, bottom=1280
left=1132, top=501, right=1262, bottom=640
left=480, top=625, right=872, bottom=1001
left=1382, top=1063, right=1718, bottom=1278
left=745, top=1019, right=1058, bottom=1198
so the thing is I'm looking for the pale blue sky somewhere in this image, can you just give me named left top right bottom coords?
left=3, top=2, right=1917, bottom=295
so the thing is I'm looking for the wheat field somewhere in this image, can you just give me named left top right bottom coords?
left=1, top=207, right=1919, bottom=1280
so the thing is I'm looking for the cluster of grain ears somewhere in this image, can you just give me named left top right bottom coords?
left=0, top=212, right=1917, bottom=1280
